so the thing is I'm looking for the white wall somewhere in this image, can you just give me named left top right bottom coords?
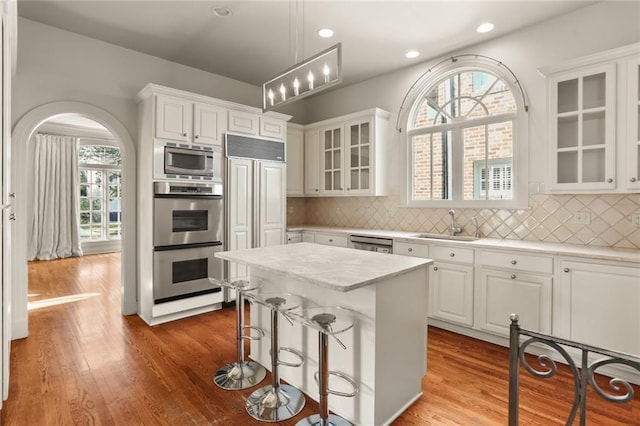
left=302, top=1, right=640, bottom=188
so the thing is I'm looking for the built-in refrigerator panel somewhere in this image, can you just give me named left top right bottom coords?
left=225, top=134, right=286, bottom=301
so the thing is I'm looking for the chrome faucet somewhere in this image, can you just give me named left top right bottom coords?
left=472, top=216, right=482, bottom=238
left=448, top=209, right=462, bottom=236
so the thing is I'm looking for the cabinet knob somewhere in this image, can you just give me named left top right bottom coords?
left=329, top=239, right=333, bottom=242
left=346, top=188, right=350, bottom=191
left=9, top=213, right=16, bottom=221
left=607, top=178, right=613, bottom=183
left=631, top=177, right=637, bottom=183
left=315, top=189, right=318, bottom=192
left=9, top=192, right=15, bottom=198
left=433, top=266, right=438, bottom=271
left=511, top=274, right=517, bottom=279
left=195, top=135, right=200, bottom=139
left=408, top=248, right=413, bottom=252
left=564, top=268, right=570, bottom=273
left=449, top=252, right=455, bottom=257
left=511, top=260, right=517, bottom=265
left=182, top=132, right=187, bottom=137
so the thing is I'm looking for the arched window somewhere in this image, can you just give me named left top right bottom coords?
left=403, top=57, right=528, bottom=208
left=79, top=144, right=122, bottom=241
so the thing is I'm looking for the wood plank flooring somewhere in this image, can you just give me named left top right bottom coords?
left=1, top=253, right=639, bottom=425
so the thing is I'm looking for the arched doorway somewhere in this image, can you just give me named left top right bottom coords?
left=11, top=102, right=137, bottom=339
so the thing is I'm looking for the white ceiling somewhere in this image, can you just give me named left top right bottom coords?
left=18, top=1, right=595, bottom=88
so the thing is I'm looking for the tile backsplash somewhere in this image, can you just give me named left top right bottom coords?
left=288, top=193, right=640, bottom=249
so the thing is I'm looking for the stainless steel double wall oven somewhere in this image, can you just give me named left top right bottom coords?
left=153, top=181, right=224, bottom=304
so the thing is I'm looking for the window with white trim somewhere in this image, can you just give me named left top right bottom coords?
left=79, top=145, right=122, bottom=241
left=404, top=61, right=527, bottom=208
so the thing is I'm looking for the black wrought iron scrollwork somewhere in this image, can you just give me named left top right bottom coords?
left=588, top=358, right=640, bottom=403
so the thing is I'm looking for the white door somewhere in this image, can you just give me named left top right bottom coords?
left=258, top=161, right=285, bottom=247
left=304, top=129, right=320, bottom=195
left=226, top=158, right=253, bottom=293
left=193, top=102, right=225, bottom=146
left=155, top=95, right=191, bottom=142
left=429, top=261, right=474, bottom=326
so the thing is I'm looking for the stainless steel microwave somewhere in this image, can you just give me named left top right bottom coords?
left=153, top=139, right=223, bottom=182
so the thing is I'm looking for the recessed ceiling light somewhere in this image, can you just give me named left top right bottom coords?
left=211, top=6, right=232, bottom=17
left=318, top=28, right=334, bottom=38
left=477, top=22, right=494, bottom=33
left=405, top=50, right=420, bottom=59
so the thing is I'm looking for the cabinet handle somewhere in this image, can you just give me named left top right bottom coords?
left=511, top=274, right=517, bottom=279
left=433, top=266, right=438, bottom=271
left=564, top=268, right=570, bottom=273
left=195, top=135, right=200, bottom=139
left=449, top=252, right=455, bottom=257
left=607, top=178, right=613, bottom=183
left=511, top=260, right=517, bottom=265
left=631, top=177, right=637, bottom=183
left=408, top=248, right=413, bottom=252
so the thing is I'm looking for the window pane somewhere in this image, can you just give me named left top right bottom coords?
left=464, top=125, right=487, bottom=200
left=466, top=121, right=513, bottom=200
left=92, top=198, right=102, bottom=211
left=412, top=135, right=432, bottom=200
left=412, top=131, right=451, bottom=201
left=79, top=145, right=121, bottom=166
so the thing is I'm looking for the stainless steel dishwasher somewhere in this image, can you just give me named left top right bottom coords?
left=349, top=235, right=393, bottom=254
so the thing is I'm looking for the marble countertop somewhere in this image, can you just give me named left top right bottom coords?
left=215, top=243, right=433, bottom=292
left=287, top=226, right=640, bottom=263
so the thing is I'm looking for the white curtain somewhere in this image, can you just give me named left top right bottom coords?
left=28, top=133, right=83, bottom=260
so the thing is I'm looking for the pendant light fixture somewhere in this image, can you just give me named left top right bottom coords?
left=262, top=1, right=342, bottom=112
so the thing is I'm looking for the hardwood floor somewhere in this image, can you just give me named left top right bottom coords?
left=1, top=253, right=639, bottom=425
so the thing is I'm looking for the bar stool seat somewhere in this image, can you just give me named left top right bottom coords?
left=244, top=291, right=307, bottom=422
left=291, top=306, right=359, bottom=426
left=210, top=277, right=266, bottom=390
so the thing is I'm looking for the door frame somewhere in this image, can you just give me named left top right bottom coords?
left=11, top=101, right=137, bottom=339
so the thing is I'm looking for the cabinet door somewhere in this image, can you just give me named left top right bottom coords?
left=429, top=261, right=474, bottom=326
left=286, top=128, right=304, bottom=196
left=477, top=268, right=552, bottom=337
left=227, top=158, right=253, bottom=286
left=228, top=110, right=259, bottom=135
left=193, top=102, right=225, bottom=146
left=258, top=161, right=285, bottom=247
left=345, top=118, right=373, bottom=195
left=548, top=63, right=616, bottom=191
left=560, top=261, right=640, bottom=355
left=155, top=95, right=191, bottom=142
left=627, top=56, right=640, bottom=190
left=260, top=117, right=286, bottom=140
left=320, top=126, right=344, bottom=194
left=304, top=129, right=320, bottom=195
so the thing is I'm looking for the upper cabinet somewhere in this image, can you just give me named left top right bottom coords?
left=228, top=109, right=287, bottom=141
left=540, top=43, right=640, bottom=193
left=155, top=94, right=226, bottom=146
left=286, top=124, right=304, bottom=196
left=305, top=108, right=390, bottom=197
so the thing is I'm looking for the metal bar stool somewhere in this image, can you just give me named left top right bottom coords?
left=244, top=292, right=306, bottom=422
left=210, top=277, right=266, bottom=390
left=293, top=306, right=358, bottom=426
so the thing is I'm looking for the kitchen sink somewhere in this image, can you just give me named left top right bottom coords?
left=410, top=233, right=480, bottom=242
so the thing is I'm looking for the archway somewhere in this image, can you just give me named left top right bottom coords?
left=11, top=102, right=137, bottom=338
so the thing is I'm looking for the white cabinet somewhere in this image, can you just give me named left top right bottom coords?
left=626, top=56, right=640, bottom=190
left=394, top=241, right=429, bottom=258
left=428, top=245, right=474, bottom=327
left=258, top=161, right=286, bottom=247
left=286, top=125, right=304, bottom=196
left=304, top=129, right=320, bottom=195
left=314, top=232, right=348, bottom=247
left=155, top=94, right=226, bottom=146
left=306, top=108, right=390, bottom=197
left=541, top=42, right=640, bottom=193
left=558, top=259, right=640, bottom=355
left=286, top=231, right=302, bottom=244
left=302, top=231, right=315, bottom=243
left=228, top=110, right=286, bottom=140
left=476, top=250, right=553, bottom=337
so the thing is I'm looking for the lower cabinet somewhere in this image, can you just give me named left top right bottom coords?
left=477, top=268, right=552, bottom=337
left=429, top=261, right=474, bottom=326
left=559, top=259, right=640, bottom=355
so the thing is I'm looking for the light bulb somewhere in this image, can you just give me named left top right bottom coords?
left=308, top=71, right=314, bottom=90
left=268, top=89, right=275, bottom=106
left=293, top=77, right=300, bottom=96
left=279, top=83, right=286, bottom=101
left=323, top=63, right=330, bottom=83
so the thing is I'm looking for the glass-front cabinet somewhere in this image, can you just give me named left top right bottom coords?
left=346, top=119, right=372, bottom=194
left=321, top=125, right=344, bottom=194
left=548, top=63, right=616, bottom=191
left=627, top=56, right=640, bottom=190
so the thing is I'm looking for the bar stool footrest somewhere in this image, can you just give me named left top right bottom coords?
left=314, top=370, right=358, bottom=398
left=243, top=325, right=266, bottom=340
left=277, top=346, right=305, bottom=368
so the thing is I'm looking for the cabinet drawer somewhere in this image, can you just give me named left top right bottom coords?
left=394, top=241, right=429, bottom=258
left=286, top=232, right=302, bottom=244
left=302, top=232, right=315, bottom=243
left=430, top=245, right=474, bottom=264
left=479, top=250, right=553, bottom=274
left=315, top=233, right=348, bottom=247
left=260, top=117, right=286, bottom=140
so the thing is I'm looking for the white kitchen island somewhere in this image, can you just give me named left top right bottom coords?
left=216, top=243, right=433, bottom=425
